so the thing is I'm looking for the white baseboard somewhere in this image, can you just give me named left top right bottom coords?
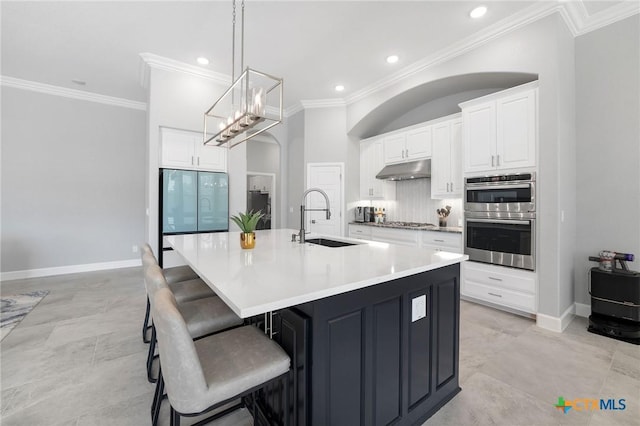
left=1, top=259, right=142, bottom=282
left=536, top=304, right=575, bottom=333
left=574, top=303, right=591, bottom=318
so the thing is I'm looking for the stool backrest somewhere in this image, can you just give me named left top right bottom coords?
left=152, top=287, right=208, bottom=411
left=142, top=251, right=158, bottom=271
left=141, top=243, right=153, bottom=256
left=144, top=264, right=170, bottom=307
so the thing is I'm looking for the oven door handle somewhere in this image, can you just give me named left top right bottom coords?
left=465, top=184, right=532, bottom=191
left=466, top=218, right=532, bottom=225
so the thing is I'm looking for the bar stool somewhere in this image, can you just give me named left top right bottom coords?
left=140, top=245, right=214, bottom=343
left=144, top=264, right=242, bottom=384
left=151, top=287, right=291, bottom=426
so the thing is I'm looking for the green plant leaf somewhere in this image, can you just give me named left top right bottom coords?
left=229, top=210, right=265, bottom=233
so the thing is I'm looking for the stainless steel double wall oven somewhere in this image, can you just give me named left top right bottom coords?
left=464, top=173, right=536, bottom=271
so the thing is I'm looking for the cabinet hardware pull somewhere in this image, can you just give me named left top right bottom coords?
left=488, top=276, right=503, bottom=281
left=191, top=156, right=194, bottom=165
left=197, top=157, right=200, bottom=166
left=491, top=155, right=495, bottom=167
left=446, top=182, right=449, bottom=192
left=450, top=182, right=453, bottom=192
left=496, top=154, right=500, bottom=166
left=434, top=239, right=445, bottom=242
left=405, top=149, right=408, bottom=157
left=488, top=292, right=503, bottom=298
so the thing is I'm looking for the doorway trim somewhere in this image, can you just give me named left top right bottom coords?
left=247, top=171, right=277, bottom=229
left=306, top=162, right=345, bottom=236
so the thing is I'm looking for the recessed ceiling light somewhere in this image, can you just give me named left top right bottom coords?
left=197, top=57, right=209, bottom=65
left=386, top=55, right=399, bottom=64
left=470, top=6, right=487, bottom=19
left=335, top=85, right=345, bottom=92
left=71, top=79, right=86, bottom=86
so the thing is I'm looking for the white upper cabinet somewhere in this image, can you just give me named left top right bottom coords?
left=496, top=89, right=537, bottom=170
left=383, top=134, right=406, bottom=164
left=431, top=115, right=462, bottom=199
left=461, top=82, right=537, bottom=174
left=160, top=127, right=227, bottom=172
left=383, top=125, right=432, bottom=164
left=360, top=138, right=395, bottom=199
left=462, top=102, right=496, bottom=174
left=405, top=126, right=432, bottom=160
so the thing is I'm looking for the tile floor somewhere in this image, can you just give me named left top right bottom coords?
left=1, top=267, right=638, bottom=426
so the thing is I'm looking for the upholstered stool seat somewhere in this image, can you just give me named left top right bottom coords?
left=152, top=288, right=291, bottom=426
left=140, top=244, right=214, bottom=343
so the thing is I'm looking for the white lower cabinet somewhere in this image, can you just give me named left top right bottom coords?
left=371, top=227, right=420, bottom=246
left=349, top=225, right=462, bottom=251
left=348, top=224, right=372, bottom=240
left=420, top=231, right=462, bottom=253
left=462, top=261, right=536, bottom=314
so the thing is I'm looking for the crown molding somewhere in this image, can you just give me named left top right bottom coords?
left=139, top=52, right=230, bottom=87
left=345, top=1, right=639, bottom=106
left=572, top=1, right=640, bottom=36
left=284, top=103, right=304, bottom=118
left=0, top=76, right=147, bottom=111
left=299, top=99, right=346, bottom=109
left=345, top=2, right=560, bottom=105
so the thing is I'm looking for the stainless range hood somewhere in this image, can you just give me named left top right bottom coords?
left=375, top=158, right=431, bottom=181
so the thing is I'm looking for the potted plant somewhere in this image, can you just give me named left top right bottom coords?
left=230, top=210, right=264, bottom=249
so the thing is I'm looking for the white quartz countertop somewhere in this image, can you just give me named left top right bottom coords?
left=165, top=229, right=468, bottom=318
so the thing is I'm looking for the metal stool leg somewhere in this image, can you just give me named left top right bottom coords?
left=142, top=297, right=152, bottom=343
left=151, top=367, right=164, bottom=426
left=146, top=325, right=158, bottom=383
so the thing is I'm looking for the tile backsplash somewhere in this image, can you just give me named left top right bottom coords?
left=366, top=179, right=462, bottom=226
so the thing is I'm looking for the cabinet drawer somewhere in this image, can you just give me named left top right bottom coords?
left=463, top=262, right=536, bottom=294
left=420, top=231, right=461, bottom=250
left=464, top=280, right=536, bottom=313
left=371, top=227, right=419, bottom=246
left=349, top=225, right=372, bottom=240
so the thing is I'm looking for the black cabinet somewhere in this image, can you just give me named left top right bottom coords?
left=294, top=264, right=460, bottom=425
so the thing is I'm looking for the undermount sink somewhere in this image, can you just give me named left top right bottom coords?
left=305, top=238, right=358, bottom=248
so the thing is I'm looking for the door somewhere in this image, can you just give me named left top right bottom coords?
left=462, top=102, right=496, bottom=174
left=449, top=119, right=462, bottom=195
left=405, top=125, right=432, bottom=160
left=161, top=128, right=196, bottom=169
left=162, top=169, right=198, bottom=233
left=431, top=121, right=451, bottom=197
left=496, top=89, right=536, bottom=170
left=383, top=134, right=406, bottom=164
left=198, top=172, right=229, bottom=232
left=307, top=163, right=343, bottom=237
left=197, top=142, right=228, bottom=172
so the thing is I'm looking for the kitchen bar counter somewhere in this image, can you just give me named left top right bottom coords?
left=165, top=229, right=466, bottom=318
left=350, top=221, right=463, bottom=233
left=166, top=229, right=467, bottom=425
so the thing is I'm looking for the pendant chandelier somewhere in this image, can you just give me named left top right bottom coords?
left=203, top=0, right=283, bottom=148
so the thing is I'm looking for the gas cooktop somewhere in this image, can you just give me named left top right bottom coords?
left=377, top=221, right=436, bottom=229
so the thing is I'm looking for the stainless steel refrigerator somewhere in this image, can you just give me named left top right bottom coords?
left=160, top=169, right=229, bottom=236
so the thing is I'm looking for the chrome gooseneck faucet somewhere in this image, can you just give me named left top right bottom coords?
left=298, top=188, right=331, bottom=243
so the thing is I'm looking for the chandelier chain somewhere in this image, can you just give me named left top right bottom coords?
left=231, top=0, right=236, bottom=83
left=240, top=0, right=245, bottom=73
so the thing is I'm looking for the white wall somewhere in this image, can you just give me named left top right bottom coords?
left=1, top=87, right=146, bottom=273
left=346, top=14, right=575, bottom=320
left=303, top=106, right=359, bottom=234
left=574, top=16, right=640, bottom=305
left=247, top=140, right=280, bottom=228
left=286, top=111, right=305, bottom=228
left=145, top=66, right=246, bottom=253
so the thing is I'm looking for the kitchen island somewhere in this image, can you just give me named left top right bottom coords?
left=165, top=229, right=467, bottom=425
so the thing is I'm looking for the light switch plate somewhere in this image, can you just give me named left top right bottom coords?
left=412, top=295, right=426, bottom=322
